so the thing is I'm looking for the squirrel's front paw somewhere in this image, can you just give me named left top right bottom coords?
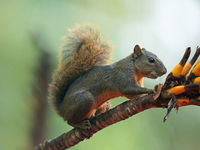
left=152, top=83, right=163, bottom=100
left=147, top=89, right=155, bottom=94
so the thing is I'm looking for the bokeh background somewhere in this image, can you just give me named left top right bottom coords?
left=1, top=0, right=200, bottom=150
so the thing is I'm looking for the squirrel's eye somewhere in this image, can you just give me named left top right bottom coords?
left=148, top=57, right=155, bottom=63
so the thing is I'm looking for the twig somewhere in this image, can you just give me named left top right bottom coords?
left=30, top=32, right=52, bottom=149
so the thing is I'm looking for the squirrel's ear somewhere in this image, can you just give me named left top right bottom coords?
left=133, top=45, right=142, bottom=55
left=133, top=45, right=142, bottom=59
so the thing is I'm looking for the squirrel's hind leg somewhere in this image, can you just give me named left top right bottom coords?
left=95, top=101, right=111, bottom=116
left=64, top=91, right=95, bottom=129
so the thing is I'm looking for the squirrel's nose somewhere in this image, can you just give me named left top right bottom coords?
left=162, top=67, right=167, bottom=75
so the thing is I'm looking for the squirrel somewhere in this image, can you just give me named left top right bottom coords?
left=49, top=24, right=167, bottom=129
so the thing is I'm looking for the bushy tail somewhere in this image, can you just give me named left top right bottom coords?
left=49, top=24, right=113, bottom=114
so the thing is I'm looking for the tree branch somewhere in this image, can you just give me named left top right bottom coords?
left=34, top=46, right=200, bottom=150
left=33, top=85, right=200, bottom=150
left=34, top=85, right=163, bottom=150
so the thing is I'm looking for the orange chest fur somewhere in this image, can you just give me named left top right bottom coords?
left=134, top=74, right=144, bottom=87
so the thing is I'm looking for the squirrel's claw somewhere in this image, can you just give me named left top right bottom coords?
left=152, top=83, right=163, bottom=100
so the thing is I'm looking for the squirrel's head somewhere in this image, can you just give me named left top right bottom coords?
left=132, top=45, right=167, bottom=79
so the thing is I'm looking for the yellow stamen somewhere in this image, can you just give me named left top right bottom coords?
left=181, top=63, right=192, bottom=76
left=168, top=85, right=185, bottom=95
left=177, top=98, right=190, bottom=107
left=193, top=77, right=200, bottom=84
left=197, top=59, right=200, bottom=65
left=171, top=64, right=183, bottom=77
left=192, top=63, right=200, bottom=76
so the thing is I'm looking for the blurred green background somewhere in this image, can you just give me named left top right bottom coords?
left=1, top=0, right=200, bottom=150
